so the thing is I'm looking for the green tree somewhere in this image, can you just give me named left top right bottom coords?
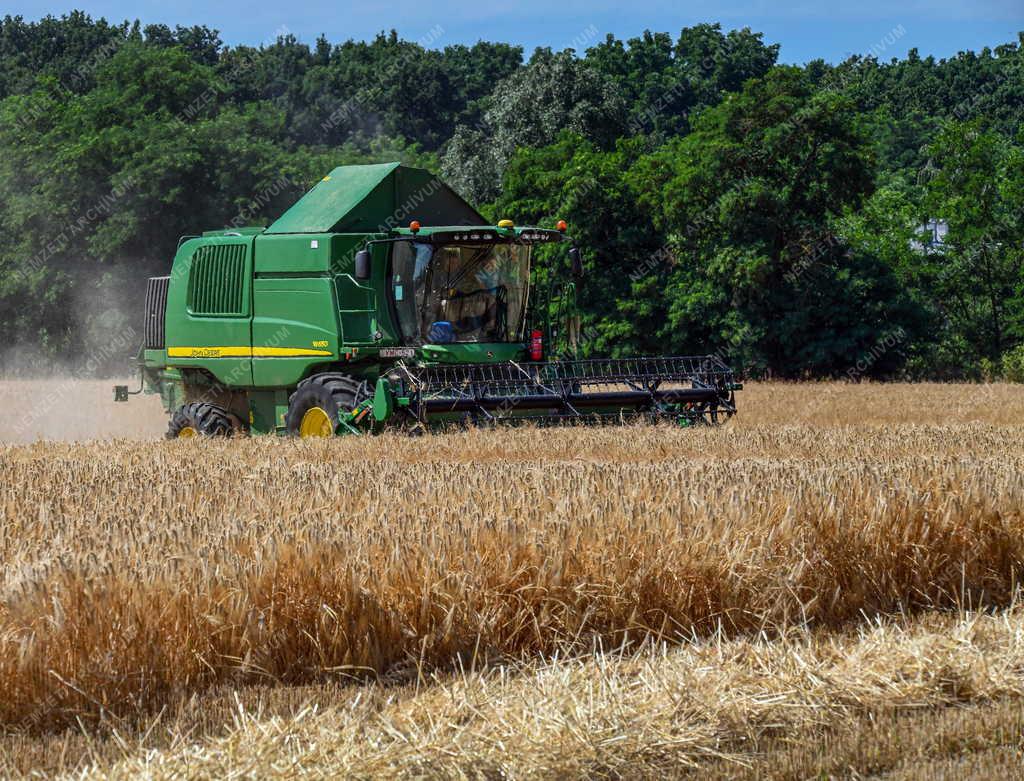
left=585, top=25, right=778, bottom=140
left=630, top=67, right=916, bottom=376
left=922, top=122, right=1024, bottom=368
left=0, top=14, right=1021, bottom=377
left=833, top=183, right=945, bottom=377
left=442, top=49, right=628, bottom=203
left=0, top=44, right=304, bottom=369
left=493, top=134, right=666, bottom=357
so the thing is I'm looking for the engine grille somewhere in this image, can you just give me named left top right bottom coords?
left=143, top=276, right=170, bottom=349
left=187, top=243, right=247, bottom=316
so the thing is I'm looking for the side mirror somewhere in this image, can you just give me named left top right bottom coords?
left=354, top=249, right=371, bottom=280
left=569, top=246, right=584, bottom=278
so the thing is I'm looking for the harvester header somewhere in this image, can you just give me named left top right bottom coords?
left=115, top=163, right=740, bottom=437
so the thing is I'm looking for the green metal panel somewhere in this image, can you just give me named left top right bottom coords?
left=253, top=233, right=372, bottom=275
left=372, top=378, right=394, bottom=422
left=157, top=369, right=184, bottom=414
left=335, top=274, right=377, bottom=344
left=267, top=163, right=399, bottom=234
left=265, top=163, right=485, bottom=234
left=253, top=233, right=335, bottom=274
left=165, top=236, right=255, bottom=386
left=251, top=277, right=341, bottom=387
left=419, top=343, right=525, bottom=364
left=202, top=227, right=264, bottom=237
left=391, top=166, right=487, bottom=228
left=330, top=234, right=371, bottom=276
left=247, top=390, right=287, bottom=435
left=336, top=239, right=402, bottom=348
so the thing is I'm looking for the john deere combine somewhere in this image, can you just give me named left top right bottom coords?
left=114, top=163, right=740, bottom=437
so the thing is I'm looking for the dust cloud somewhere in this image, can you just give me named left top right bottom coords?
left=0, top=379, right=166, bottom=443
left=0, top=257, right=170, bottom=441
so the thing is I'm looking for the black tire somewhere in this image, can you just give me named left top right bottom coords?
left=167, top=402, right=235, bottom=439
left=285, top=373, right=370, bottom=437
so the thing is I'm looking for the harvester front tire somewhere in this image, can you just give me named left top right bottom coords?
left=166, top=402, right=235, bottom=439
left=286, top=373, right=369, bottom=437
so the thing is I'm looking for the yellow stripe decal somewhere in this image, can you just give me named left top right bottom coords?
left=254, top=347, right=334, bottom=357
left=168, top=346, right=333, bottom=358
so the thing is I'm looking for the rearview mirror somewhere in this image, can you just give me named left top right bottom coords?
left=569, top=246, right=584, bottom=278
left=354, top=249, right=371, bottom=280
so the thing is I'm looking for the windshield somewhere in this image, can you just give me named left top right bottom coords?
left=391, top=241, right=531, bottom=345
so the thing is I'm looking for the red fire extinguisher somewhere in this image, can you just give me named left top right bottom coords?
left=529, top=329, right=543, bottom=361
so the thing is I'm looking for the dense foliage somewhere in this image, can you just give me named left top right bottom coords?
left=0, top=12, right=1021, bottom=377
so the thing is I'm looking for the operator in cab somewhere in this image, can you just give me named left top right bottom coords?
left=443, top=253, right=504, bottom=341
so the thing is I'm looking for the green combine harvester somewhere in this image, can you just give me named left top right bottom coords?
left=114, top=163, right=740, bottom=437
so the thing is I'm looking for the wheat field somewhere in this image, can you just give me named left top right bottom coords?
left=1, top=381, right=1023, bottom=778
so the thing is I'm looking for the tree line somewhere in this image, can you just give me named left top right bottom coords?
left=0, top=12, right=1021, bottom=378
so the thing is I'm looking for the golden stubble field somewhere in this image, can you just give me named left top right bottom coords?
left=1, top=380, right=1023, bottom=778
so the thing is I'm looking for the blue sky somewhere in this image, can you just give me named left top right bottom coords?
left=7, top=1, right=1023, bottom=63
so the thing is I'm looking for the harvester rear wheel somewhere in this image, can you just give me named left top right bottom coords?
left=286, top=373, right=370, bottom=437
left=166, top=402, right=235, bottom=439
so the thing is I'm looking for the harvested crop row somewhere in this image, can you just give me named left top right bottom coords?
left=83, top=607, right=1024, bottom=780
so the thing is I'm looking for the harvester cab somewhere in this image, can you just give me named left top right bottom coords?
left=115, top=162, right=740, bottom=438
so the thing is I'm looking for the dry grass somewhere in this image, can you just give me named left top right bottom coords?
left=4, top=609, right=1024, bottom=778
left=0, top=381, right=1023, bottom=777
left=79, top=608, right=1024, bottom=779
